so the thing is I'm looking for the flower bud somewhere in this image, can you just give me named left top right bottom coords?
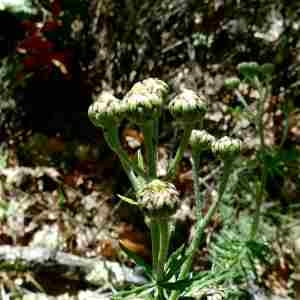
left=141, top=78, right=169, bottom=100
left=237, top=62, right=260, bottom=78
left=260, top=63, right=274, bottom=80
left=124, top=92, right=162, bottom=123
left=168, top=89, right=207, bottom=123
left=190, top=130, right=216, bottom=152
left=88, top=92, right=124, bottom=128
left=224, top=77, right=240, bottom=90
left=123, top=82, right=164, bottom=123
left=212, top=136, right=242, bottom=159
left=137, top=179, right=180, bottom=219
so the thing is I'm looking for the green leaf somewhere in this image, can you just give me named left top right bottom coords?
left=112, top=283, right=155, bottom=299
left=117, top=194, right=139, bottom=206
left=119, top=241, right=152, bottom=277
left=245, top=240, right=269, bottom=262
left=158, top=278, right=193, bottom=291
left=164, top=244, right=186, bottom=280
left=137, top=149, right=144, bottom=170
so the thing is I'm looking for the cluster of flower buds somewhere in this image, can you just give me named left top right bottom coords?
left=168, top=89, right=207, bottom=123
left=89, top=79, right=211, bottom=130
left=137, top=179, right=180, bottom=219
left=237, top=62, right=274, bottom=81
left=88, top=78, right=169, bottom=129
left=189, top=130, right=242, bottom=160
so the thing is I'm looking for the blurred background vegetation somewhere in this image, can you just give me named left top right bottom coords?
left=0, top=0, right=299, bottom=141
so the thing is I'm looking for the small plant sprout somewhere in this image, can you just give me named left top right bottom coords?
left=224, top=62, right=275, bottom=240
left=88, top=78, right=244, bottom=300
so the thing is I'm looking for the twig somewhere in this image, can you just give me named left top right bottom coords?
left=0, top=245, right=146, bottom=288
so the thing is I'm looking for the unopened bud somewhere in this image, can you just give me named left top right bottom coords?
left=212, top=136, right=242, bottom=159
left=168, top=89, right=207, bottom=123
left=88, top=92, right=124, bottom=128
left=123, top=82, right=164, bottom=123
left=260, top=63, right=274, bottom=79
left=237, top=62, right=260, bottom=79
left=138, top=179, right=180, bottom=219
left=190, top=130, right=215, bottom=151
left=141, top=78, right=169, bottom=100
left=224, top=77, right=240, bottom=90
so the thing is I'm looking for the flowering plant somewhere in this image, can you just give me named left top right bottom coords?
left=88, top=78, right=266, bottom=300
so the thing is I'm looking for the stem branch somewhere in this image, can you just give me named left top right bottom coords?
left=104, top=127, right=145, bottom=178
left=142, top=121, right=157, bottom=178
left=250, top=77, right=268, bottom=239
left=191, top=149, right=202, bottom=218
left=150, top=221, right=160, bottom=279
left=167, top=124, right=193, bottom=179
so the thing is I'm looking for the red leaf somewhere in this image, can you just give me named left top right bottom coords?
left=18, top=35, right=55, bottom=54
left=51, top=0, right=62, bottom=17
left=41, top=19, right=62, bottom=32
left=21, top=20, right=38, bottom=35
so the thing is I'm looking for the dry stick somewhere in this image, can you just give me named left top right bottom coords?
left=0, top=245, right=146, bottom=287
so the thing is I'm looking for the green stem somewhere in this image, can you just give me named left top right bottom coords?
left=157, top=219, right=170, bottom=280
left=234, top=90, right=255, bottom=120
left=253, top=76, right=266, bottom=149
left=119, top=159, right=140, bottom=192
left=250, top=157, right=267, bottom=239
left=156, top=219, right=170, bottom=299
left=250, top=78, right=268, bottom=239
left=104, top=127, right=145, bottom=178
left=167, top=124, right=193, bottom=179
left=170, top=159, right=234, bottom=300
left=191, top=149, right=202, bottom=218
left=142, top=120, right=157, bottom=178
left=150, top=221, right=160, bottom=279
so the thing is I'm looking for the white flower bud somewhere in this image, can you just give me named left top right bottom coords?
left=190, top=130, right=216, bottom=151
left=168, top=89, right=207, bottom=123
left=88, top=92, right=124, bottom=128
left=212, top=136, right=242, bottom=159
left=138, top=179, right=180, bottom=219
